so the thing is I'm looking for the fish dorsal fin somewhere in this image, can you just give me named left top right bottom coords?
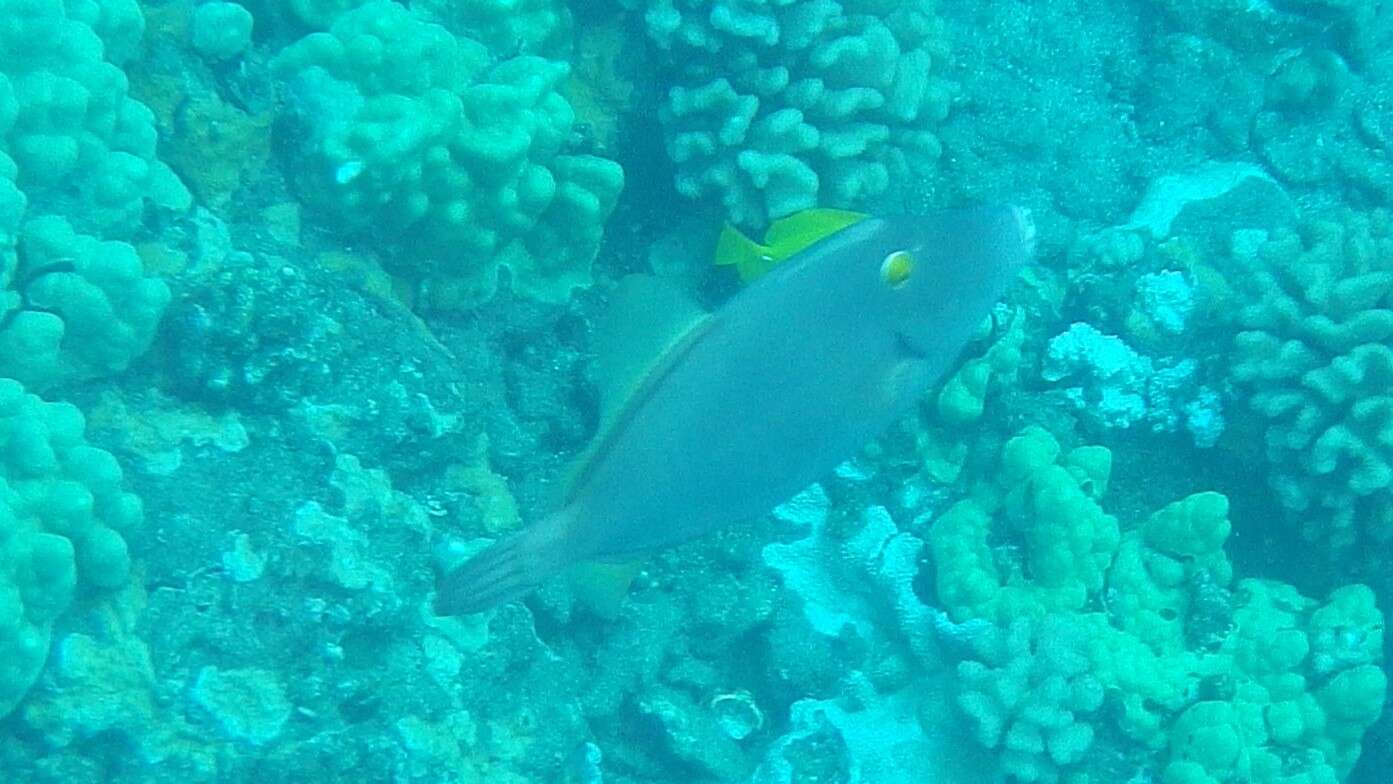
left=561, top=275, right=712, bottom=505
left=593, top=275, right=709, bottom=421
left=762, top=208, right=867, bottom=257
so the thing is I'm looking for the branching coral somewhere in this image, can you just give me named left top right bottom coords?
left=629, top=0, right=951, bottom=228
left=1227, top=209, right=1393, bottom=548
left=928, top=427, right=1386, bottom=783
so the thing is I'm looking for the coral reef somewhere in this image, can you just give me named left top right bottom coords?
left=1, top=1, right=1390, bottom=783
left=0, top=215, right=169, bottom=389
left=930, top=427, right=1386, bottom=784
left=629, top=0, right=951, bottom=228
left=1227, top=210, right=1393, bottom=549
left=1042, top=322, right=1223, bottom=448
left=273, top=0, right=623, bottom=308
left=0, top=378, right=141, bottom=717
left=0, top=0, right=180, bottom=391
left=413, top=0, right=574, bottom=57
left=0, top=0, right=187, bottom=235
left=0, top=0, right=170, bottom=727
left=189, top=2, right=254, bottom=62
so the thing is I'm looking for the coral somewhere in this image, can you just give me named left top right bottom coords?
left=1042, top=322, right=1225, bottom=447
left=566, top=13, right=636, bottom=154
left=158, top=244, right=345, bottom=412
left=159, top=90, right=272, bottom=209
left=763, top=489, right=928, bottom=648
left=888, top=306, right=1028, bottom=489
left=931, top=426, right=1119, bottom=626
left=276, top=0, right=574, bottom=57
left=19, top=630, right=164, bottom=754
left=190, top=2, right=254, bottom=62
left=927, top=427, right=1387, bottom=783
left=1142, top=0, right=1387, bottom=66
left=0, top=0, right=188, bottom=236
left=952, top=615, right=1103, bottom=781
left=0, top=0, right=178, bottom=391
left=1137, top=6, right=1393, bottom=200
left=935, top=306, right=1027, bottom=428
left=1065, top=163, right=1297, bottom=345
left=1131, top=269, right=1196, bottom=339
left=1226, top=209, right=1393, bottom=547
left=413, top=0, right=574, bottom=57
left=2, top=0, right=1389, bottom=780
left=189, top=666, right=293, bottom=746
left=284, top=0, right=367, bottom=29
left=61, top=0, right=146, bottom=67
left=1126, top=163, right=1291, bottom=244
left=0, top=377, right=142, bottom=718
left=273, top=0, right=623, bottom=308
left=630, top=0, right=951, bottom=228
left=1043, top=323, right=1154, bottom=430
left=0, top=214, right=170, bottom=389
left=637, top=685, right=750, bottom=780
left=755, top=671, right=983, bottom=784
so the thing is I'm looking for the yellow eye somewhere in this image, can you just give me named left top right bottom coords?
left=880, top=250, right=914, bottom=288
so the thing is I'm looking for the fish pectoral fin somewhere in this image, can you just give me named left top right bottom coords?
left=568, top=558, right=645, bottom=619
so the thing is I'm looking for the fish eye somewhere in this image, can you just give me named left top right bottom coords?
left=880, top=250, right=915, bottom=289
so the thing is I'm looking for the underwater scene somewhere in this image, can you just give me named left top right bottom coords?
left=2, top=0, right=1393, bottom=782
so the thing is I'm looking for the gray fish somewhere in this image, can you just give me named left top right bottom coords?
left=436, top=205, right=1035, bottom=615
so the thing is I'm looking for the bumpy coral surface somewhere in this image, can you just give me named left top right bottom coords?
left=0, top=377, right=141, bottom=717
left=0, top=213, right=169, bottom=389
left=274, top=0, right=623, bottom=308
left=930, top=428, right=1386, bottom=784
left=632, top=0, right=951, bottom=228
left=1227, top=210, right=1393, bottom=548
left=0, top=0, right=178, bottom=391
left=0, top=0, right=186, bottom=235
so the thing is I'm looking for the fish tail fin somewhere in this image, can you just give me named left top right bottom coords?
left=434, top=515, right=570, bottom=616
left=714, top=223, right=771, bottom=282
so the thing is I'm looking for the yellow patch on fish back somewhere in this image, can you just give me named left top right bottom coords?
left=715, top=208, right=867, bottom=282
left=881, top=250, right=915, bottom=289
left=715, top=224, right=776, bottom=282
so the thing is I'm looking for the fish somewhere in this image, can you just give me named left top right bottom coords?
left=715, top=208, right=869, bottom=282
left=435, top=205, right=1036, bottom=615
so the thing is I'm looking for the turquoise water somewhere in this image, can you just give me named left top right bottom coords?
left=1, top=1, right=1390, bottom=782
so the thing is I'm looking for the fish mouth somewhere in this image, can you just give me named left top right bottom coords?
left=895, top=331, right=932, bottom=360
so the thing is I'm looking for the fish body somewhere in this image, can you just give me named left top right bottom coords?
left=437, top=205, right=1035, bottom=614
